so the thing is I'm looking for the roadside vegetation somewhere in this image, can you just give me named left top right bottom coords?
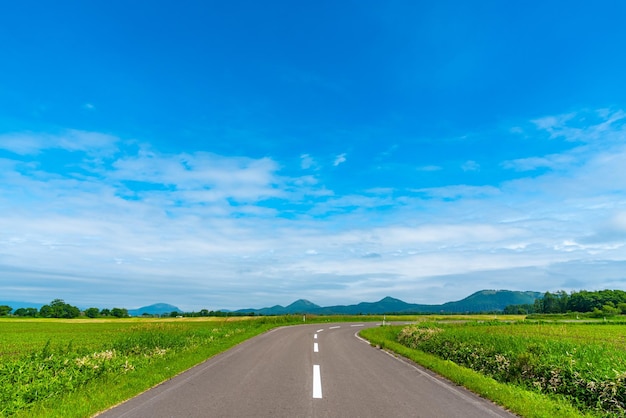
left=0, top=316, right=303, bottom=417
left=361, top=320, right=626, bottom=417
left=504, top=289, right=626, bottom=317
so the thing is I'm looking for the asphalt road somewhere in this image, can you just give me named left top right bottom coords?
left=96, top=323, right=517, bottom=418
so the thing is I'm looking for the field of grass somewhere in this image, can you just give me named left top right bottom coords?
left=0, top=316, right=303, bottom=417
left=361, top=320, right=626, bottom=417
left=5, top=314, right=622, bottom=418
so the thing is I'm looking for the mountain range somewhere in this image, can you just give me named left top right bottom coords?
left=232, top=290, right=542, bottom=315
left=128, top=303, right=181, bottom=316
left=1, top=290, right=542, bottom=316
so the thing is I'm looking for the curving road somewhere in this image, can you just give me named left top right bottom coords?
left=97, top=323, right=517, bottom=418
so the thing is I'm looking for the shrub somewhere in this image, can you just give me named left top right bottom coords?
left=396, top=322, right=626, bottom=416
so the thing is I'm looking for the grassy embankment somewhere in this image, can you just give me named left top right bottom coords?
left=360, top=320, right=626, bottom=418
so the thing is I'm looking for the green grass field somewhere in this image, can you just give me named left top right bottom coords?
left=0, top=316, right=303, bottom=417
left=3, top=315, right=624, bottom=417
left=0, top=314, right=391, bottom=417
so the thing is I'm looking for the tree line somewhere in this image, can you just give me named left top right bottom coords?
left=504, top=289, right=626, bottom=316
left=0, top=299, right=130, bottom=318
left=0, top=299, right=243, bottom=318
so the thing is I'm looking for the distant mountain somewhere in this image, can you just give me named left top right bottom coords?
left=128, top=303, right=181, bottom=316
left=437, top=290, right=542, bottom=313
left=2, top=290, right=542, bottom=316
left=235, top=299, right=321, bottom=315
left=285, top=299, right=321, bottom=313
left=312, top=296, right=413, bottom=315
left=232, top=290, right=542, bottom=315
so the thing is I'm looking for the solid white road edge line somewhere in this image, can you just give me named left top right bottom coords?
left=353, top=331, right=504, bottom=417
left=313, top=365, right=323, bottom=398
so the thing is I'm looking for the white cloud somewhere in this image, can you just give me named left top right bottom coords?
left=532, top=109, right=626, bottom=143
left=0, top=132, right=48, bottom=155
left=414, top=185, right=500, bottom=199
left=111, top=149, right=282, bottom=202
left=300, top=153, right=316, bottom=169
left=371, top=224, right=524, bottom=246
left=416, top=165, right=442, bottom=171
left=365, top=187, right=394, bottom=195
left=2, top=110, right=626, bottom=309
left=59, top=130, right=118, bottom=156
left=461, top=160, right=480, bottom=171
left=333, top=153, right=347, bottom=166
left=581, top=211, right=626, bottom=245
left=501, top=153, right=575, bottom=172
left=0, top=129, right=118, bottom=157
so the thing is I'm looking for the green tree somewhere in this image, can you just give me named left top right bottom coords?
left=541, top=292, right=560, bottom=313
left=14, top=307, right=38, bottom=317
left=503, top=304, right=535, bottom=314
left=100, top=308, right=111, bottom=316
left=110, top=307, right=129, bottom=318
left=571, top=290, right=602, bottom=312
left=56, top=299, right=80, bottom=318
left=602, top=303, right=621, bottom=317
left=84, top=307, right=100, bottom=318
left=0, top=305, right=12, bottom=316
left=567, top=290, right=626, bottom=313
left=40, top=299, right=80, bottom=318
left=39, top=304, right=53, bottom=317
left=554, top=290, right=569, bottom=312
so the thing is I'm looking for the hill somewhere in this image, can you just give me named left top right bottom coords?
left=235, top=299, right=321, bottom=315
left=128, top=303, right=181, bottom=316
left=437, top=290, right=541, bottom=313
left=232, top=290, right=542, bottom=315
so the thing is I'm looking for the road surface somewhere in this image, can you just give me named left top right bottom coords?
left=97, top=322, right=517, bottom=417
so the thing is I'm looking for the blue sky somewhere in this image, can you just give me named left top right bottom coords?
left=1, top=1, right=626, bottom=311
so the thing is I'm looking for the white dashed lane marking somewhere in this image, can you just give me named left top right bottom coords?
left=313, top=365, right=322, bottom=398
left=311, top=324, right=365, bottom=399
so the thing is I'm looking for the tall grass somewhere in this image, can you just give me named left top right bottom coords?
left=392, top=321, right=626, bottom=416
